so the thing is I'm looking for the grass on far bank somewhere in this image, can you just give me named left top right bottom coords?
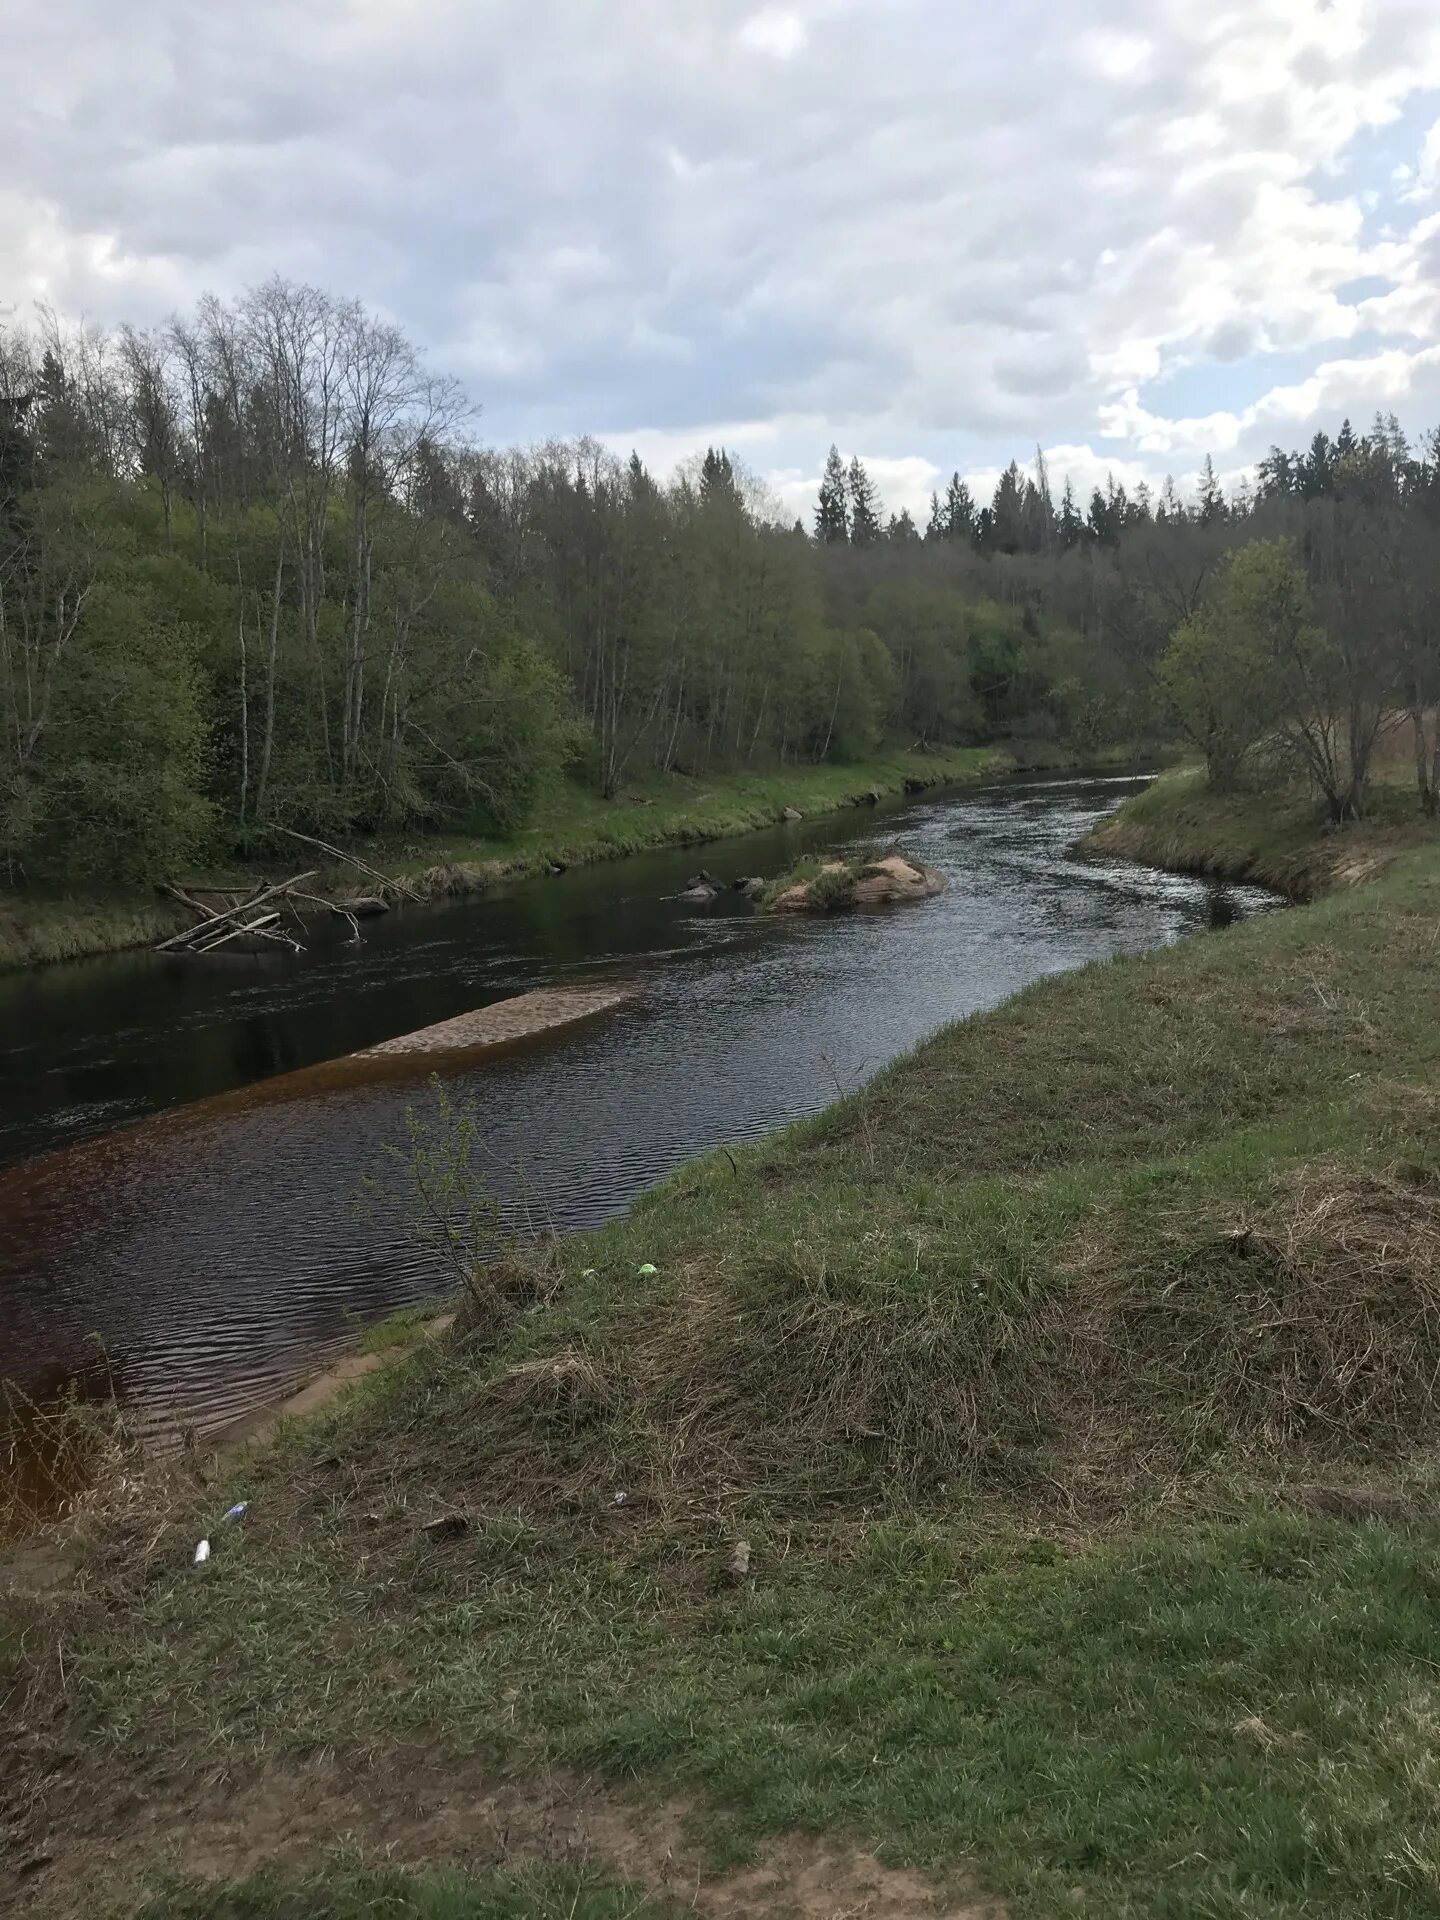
left=363, top=742, right=1012, bottom=890
left=10, top=766, right=1440, bottom=1917
left=0, top=743, right=1016, bottom=972
left=1084, top=760, right=1437, bottom=900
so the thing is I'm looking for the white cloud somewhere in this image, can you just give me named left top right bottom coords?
left=1078, top=29, right=1153, bottom=81
left=1409, top=117, right=1440, bottom=199
left=738, top=8, right=808, bottom=59
left=3, top=0, right=1440, bottom=520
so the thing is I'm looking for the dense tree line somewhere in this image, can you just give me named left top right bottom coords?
left=1, top=278, right=1436, bottom=886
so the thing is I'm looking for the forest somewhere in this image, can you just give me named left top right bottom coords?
left=1, top=276, right=1438, bottom=888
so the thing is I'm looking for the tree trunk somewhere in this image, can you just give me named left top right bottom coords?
left=254, top=548, right=284, bottom=821
left=236, top=593, right=249, bottom=824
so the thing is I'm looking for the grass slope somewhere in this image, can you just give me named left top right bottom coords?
left=0, top=746, right=1009, bottom=972
left=9, top=770, right=1440, bottom=1918
left=1083, top=763, right=1434, bottom=900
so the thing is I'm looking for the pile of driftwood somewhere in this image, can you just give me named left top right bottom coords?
left=158, top=870, right=325, bottom=954
left=155, top=830, right=415, bottom=957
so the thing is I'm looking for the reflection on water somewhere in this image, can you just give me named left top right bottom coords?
left=0, top=774, right=1278, bottom=1439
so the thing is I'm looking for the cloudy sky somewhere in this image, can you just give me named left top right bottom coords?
left=6, top=0, right=1440, bottom=522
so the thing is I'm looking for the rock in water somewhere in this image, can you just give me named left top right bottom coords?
left=767, top=854, right=946, bottom=914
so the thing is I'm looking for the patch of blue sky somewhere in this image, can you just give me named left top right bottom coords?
left=1140, top=350, right=1322, bottom=421
left=1324, top=89, right=1440, bottom=239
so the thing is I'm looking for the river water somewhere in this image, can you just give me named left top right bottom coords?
left=0, top=773, right=1277, bottom=1439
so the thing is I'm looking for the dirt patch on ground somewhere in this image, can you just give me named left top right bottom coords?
left=5, top=1746, right=1002, bottom=1918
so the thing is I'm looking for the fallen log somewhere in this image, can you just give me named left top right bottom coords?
left=287, top=888, right=362, bottom=942
left=189, top=910, right=296, bottom=955
left=155, top=871, right=317, bottom=954
left=275, top=827, right=422, bottom=904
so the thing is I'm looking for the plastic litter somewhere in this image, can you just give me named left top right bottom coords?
left=613, top=1490, right=628, bottom=1507
left=224, top=1502, right=248, bottom=1523
left=637, top=1263, right=658, bottom=1276
left=581, top=1268, right=598, bottom=1279
left=729, top=1540, right=752, bottom=1582
left=193, top=1539, right=211, bottom=1565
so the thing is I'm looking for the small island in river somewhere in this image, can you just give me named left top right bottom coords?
left=761, top=848, right=947, bottom=913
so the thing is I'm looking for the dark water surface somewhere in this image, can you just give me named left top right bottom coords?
left=0, top=775, right=1277, bottom=1437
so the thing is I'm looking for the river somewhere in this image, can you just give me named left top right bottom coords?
left=0, top=773, right=1277, bottom=1440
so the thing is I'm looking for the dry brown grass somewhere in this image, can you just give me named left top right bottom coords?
left=1074, top=1162, right=1440, bottom=1459
left=424, top=1146, right=1440, bottom=1527
left=0, top=1386, right=144, bottom=1549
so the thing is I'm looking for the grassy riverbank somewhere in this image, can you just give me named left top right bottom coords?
left=1083, top=762, right=1436, bottom=900
left=9, top=770, right=1440, bottom=1916
left=0, top=744, right=1015, bottom=972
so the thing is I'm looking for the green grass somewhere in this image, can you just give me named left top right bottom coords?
left=61, top=1506, right=1440, bottom=1918
left=353, top=1304, right=443, bottom=1355
left=758, top=842, right=933, bottom=909
left=0, top=745, right=1011, bottom=972
left=0, top=893, right=187, bottom=969
left=364, top=745, right=1007, bottom=885
left=13, top=767, right=1440, bottom=1916
left=755, top=851, right=842, bottom=908
left=1084, top=764, right=1433, bottom=899
left=124, top=1862, right=670, bottom=1920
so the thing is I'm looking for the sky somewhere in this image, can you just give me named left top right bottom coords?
left=5, top=0, right=1440, bottom=525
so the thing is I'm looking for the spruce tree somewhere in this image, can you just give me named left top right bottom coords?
left=943, top=472, right=976, bottom=543
left=847, top=455, right=884, bottom=547
left=814, top=444, right=850, bottom=544
left=1087, top=484, right=1120, bottom=547
left=988, top=461, right=1027, bottom=553
left=1058, top=477, right=1085, bottom=549
left=1197, top=454, right=1227, bottom=525
left=628, top=450, right=659, bottom=502
left=700, top=445, right=738, bottom=506
left=1301, top=432, right=1334, bottom=500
